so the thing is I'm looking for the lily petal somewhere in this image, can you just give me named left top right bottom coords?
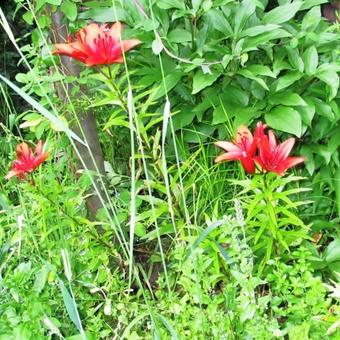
left=215, top=141, right=241, bottom=153
left=215, top=151, right=244, bottom=163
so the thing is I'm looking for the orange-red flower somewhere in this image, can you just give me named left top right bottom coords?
left=6, top=141, right=48, bottom=180
left=254, top=130, right=305, bottom=176
left=215, top=122, right=304, bottom=176
left=215, top=124, right=263, bottom=174
left=53, top=22, right=140, bottom=66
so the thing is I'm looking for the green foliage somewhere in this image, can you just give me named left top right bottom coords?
left=1, top=0, right=339, bottom=338
left=231, top=174, right=310, bottom=273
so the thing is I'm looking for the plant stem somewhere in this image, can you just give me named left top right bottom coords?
left=262, top=174, right=280, bottom=257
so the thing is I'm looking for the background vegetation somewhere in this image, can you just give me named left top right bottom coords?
left=0, top=0, right=339, bottom=339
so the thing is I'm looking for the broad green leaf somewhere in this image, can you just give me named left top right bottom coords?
left=192, top=70, right=220, bottom=94
left=238, top=69, right=269, bottom=90
left=173, top=110, right=196, bottom=130
left=206, top=9, right=233, bottom=36
left=152, top=73, right=182, bottom=100
left=263, top=1, right=302, bottom=24
left=286, top=47, right=304, bottom=73
left=265, top=106, right=302, bottom=137
left=212, top=106, right=228, bottom=125
left=168, top=29, right=192, bottom=43
left=192, top=0, right=203, bottom=11
left=316, top=64, right=339, bottom=100
left=234, top=0, right=256, bottom=35
left=246, top=64, right=276, bottom=78
left=0, top=193, right=10, bottom=210
left=276, top=71, right=303, bottom=91
left=33, top=264, right=50, bottom=294
left=312, top=98, right=335, bottom=121
left=324, top=239, right=340, bottom=263
left=296, top=97, right=315, bottom=126
left=300, top=0, right=327, bottom=10
left=269, top=92, right=306, bottom=106
left=243, top=29, right=291, bottom=51
left=46, top=0, right=62, bottom=4
left=60, top=0, right=77, bottom=21
left=157, top=0, right=185, bottom=9
left=303, top=46, right=318, bottom=76
left=78, top=7, right=125, bottom=22
left=239, top=24, right=280, bottom=38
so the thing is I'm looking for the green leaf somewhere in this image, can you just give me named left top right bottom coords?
left=265, top=106, right=302, bottom=137
left=46, top=0, right=62, bottom=5
left=33, top=264, right=50, bottom=294
left=300, top=0, right=327, bottom=10
left=0, top=75, right=85, bottom=145
left=59, top=280, right=83, bottom=333
left=168, top=29, right=192, bottom=43
left=212, top=106, right=228, bottom=125
left=263, top=1, right=302, bottom=24
left=234, top=0, right=256, bottom=35
left=206, top=9, right=233, bottom=36
left=324, top=239, right=340, bottom=263
left=60, top=0, right=78, bottom=21
left=286, top=47, right=304, bottom=73
left=296, top=97, right=315, bottom=126
left=239, top=24, right=280, bottom=38
left=269, top=92, right=306, bottom=106
left=302, top=46, right=318, bottom=76
left=315, top=64, right=339, bottom=100
left=276, top=71, right=303, bottom=91
left=192, top=70, right=220, bottom=94
left=246, top=64, right=276, bottom=78
left=312, top=98, right=335, bottom=121
left=78, top=7, right=125, bottom=22
left=243, top=29, right=291, bottom=51
left=238, top=69, right=269, bottom=90
left=0, top=193, right=10, bottom=210
left=157, top=0, right=185, bottom=9
left=152, top=73, right=182, bottom=100
left=335, top=167, right=340, bottom=215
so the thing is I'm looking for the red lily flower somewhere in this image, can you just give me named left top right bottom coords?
left=53, top=22, right=140, bottom=66
left=254, top=130, right=304, bottom=175
left=215, top=125, right=263, bottom=174
left=6, top=141, right=48, bottom=180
